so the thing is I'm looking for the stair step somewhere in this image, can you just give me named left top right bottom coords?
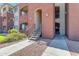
left=29, top=37, right=36, bottom=39
left=30, top=38, right=37, bottom=40
left=29, top=31, right=41, bottom=40
left=32, top=37, right=37, bottom=39
left=32, top=34, right=40, bottom=36
left=31, top=36, right=39, bottom=38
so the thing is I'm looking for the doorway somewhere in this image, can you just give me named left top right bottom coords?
left=55, top=3, right=66, bottom=35
left=35, top=9, right=42, bottom=36
left=55, top=22, right=60, bottom=34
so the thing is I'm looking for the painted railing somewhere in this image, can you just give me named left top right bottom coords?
left=25, top=25, right=35, bottom=37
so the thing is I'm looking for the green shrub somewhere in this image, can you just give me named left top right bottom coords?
left=8, top=28, right=18, bottom=33
left=3, top=33, right=27, bottom=43
left=0, top=28, right=27, bottom=43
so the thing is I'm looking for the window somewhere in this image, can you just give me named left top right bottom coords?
left=20, top=10, right=28, bottom=16
left=2, top=17, right=6, bottom=22
left=55, top=6, right=60, bottom=18
left=3, top=17, right=6, bottom=19
left=3, top=26, right=6, bottom=32
left=3, top=8, right=6, bottom=12
left=20, top=23, right=27, bottom=31
left=14, top=7, right=17, bottom=13
left=20, top=6, right=28, bottom=16
left=8, top=8, right=13, bottom=13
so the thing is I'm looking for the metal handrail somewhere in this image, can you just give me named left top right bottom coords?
left=23, top=25, right=41, bottom=33
left=26, top=25, right=34, bottom=32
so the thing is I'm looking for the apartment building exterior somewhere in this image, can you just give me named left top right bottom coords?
left=14, top=5, right=19, bottom=31
left=18, top=3, right=79, bottom=41
left=0, top=3, right=78, bottom=41
left=0, top=4, right=14, bottom=33
left=0, top=14, right=3, bottom=33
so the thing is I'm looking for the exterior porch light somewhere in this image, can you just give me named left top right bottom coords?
left=30, top=17, right=32, bottom=20
left=46, top=13, right=48, bottom=16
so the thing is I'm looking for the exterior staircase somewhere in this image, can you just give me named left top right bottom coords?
left=29, top=29, right=41, bottom=40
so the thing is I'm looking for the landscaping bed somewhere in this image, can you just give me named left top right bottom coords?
left=0, top=38, right=28, bottom=49
left=0, top=29, right=27, bottom=48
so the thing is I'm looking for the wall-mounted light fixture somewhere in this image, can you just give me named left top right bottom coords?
left=46, top=13, right=48, bottom=16
left=29, top=16, right=32, bottom=20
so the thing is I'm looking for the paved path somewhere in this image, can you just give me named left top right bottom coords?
left=0, top=38, right=35, bottom=56
left=1, top=35, right=79, bottom=56
left=66, top=39, right=79, bottom=56
left=42, top=35, right=71, bottom=56
left=10, top=39, right=50, bottom=56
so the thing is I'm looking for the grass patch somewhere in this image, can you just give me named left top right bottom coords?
left=0, top=36, right=6, bottom=43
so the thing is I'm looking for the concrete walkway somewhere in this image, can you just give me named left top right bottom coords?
left=0, top=35, right=72, bottom=56
left=42, top=35, right=71, bottom=56
left=0, top=38, right=35, bottom=56
left=66, top=39, right=79, bottom=56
